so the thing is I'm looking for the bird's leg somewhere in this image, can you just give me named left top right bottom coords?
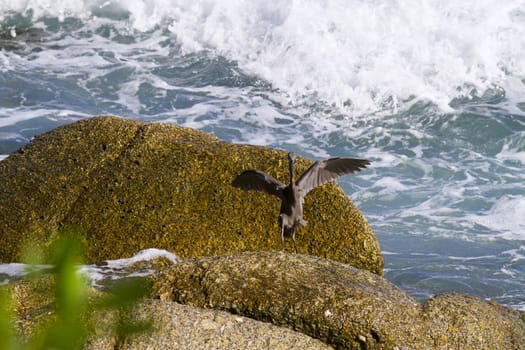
left=280, top=223, right=286, bottom=251
left=292, top=231, right=298, bottom=254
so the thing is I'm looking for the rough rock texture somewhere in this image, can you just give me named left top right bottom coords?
left=89, top=300, right=333, bottom=350
left=153, top=251, right=525, bottom=350
left=6, top=277, right=332, bottom=350
left=0, top=116, right=382, bottom=274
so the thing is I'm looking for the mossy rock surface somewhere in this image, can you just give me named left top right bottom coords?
left=5, top=278, right=331, bottom=350
left=89, top=300, right=333, bottom=350
left=0, top=116, right=382, bottom=274
left=153, top=251, right=525, bottom=350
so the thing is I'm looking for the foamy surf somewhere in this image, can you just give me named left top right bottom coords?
left=468, top=196, right=525, bottom=240
left=1, top=1, right=524, bottom=311
left=0, top=248, right=181, bottom=288
left=81, top=248, right=181, bottom=288
left=1, top=0, right=525, bottom=115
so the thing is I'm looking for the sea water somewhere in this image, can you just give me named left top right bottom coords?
left=0, top=0, right=524, bottom=310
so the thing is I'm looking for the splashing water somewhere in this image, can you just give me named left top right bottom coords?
left=1, top=0, right=525, bottom=310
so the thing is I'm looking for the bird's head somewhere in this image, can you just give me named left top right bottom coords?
left=288, top=152, right=296, bottom=162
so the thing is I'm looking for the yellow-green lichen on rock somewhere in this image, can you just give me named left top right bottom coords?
left=0, top=116, right=383, bottom=274
left=4, top=277, right=332, bottom=350
left=152, top=251, right=525, bottom=350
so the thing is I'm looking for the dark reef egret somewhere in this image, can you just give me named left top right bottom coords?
left=232, top=152, right=370, bottom=252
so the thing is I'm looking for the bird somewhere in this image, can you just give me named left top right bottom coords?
left=231, top=152, right=370, bottom=253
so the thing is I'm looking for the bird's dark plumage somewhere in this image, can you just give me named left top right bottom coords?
left=232, top=152, right=370, bottom=252
left=231, top=169, right=286, bottom=197
left=296, top=157, right=370, bottom=196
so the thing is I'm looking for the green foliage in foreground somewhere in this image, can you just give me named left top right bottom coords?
left=0, top=235, right=152, bottom=350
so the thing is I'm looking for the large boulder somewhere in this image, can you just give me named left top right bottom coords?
left=0, top=116, right=382, bottom=274
left=6, top=277, right=331, bottom=350
left=153, top=251, right=525, bottom=350
left=6, top=251, right=524, bottom=349
left=90, top=300, right=333, bottom=349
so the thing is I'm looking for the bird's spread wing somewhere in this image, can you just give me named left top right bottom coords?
left=296, top=157, right=370, bottom=196
left=232, top=169, right=286, bottom=198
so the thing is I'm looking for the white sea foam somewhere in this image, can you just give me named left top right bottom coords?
left=0, top=262, right=56, bottom=286
left=496, top=138, right=525, bottom=165
left=0, top=109, right=62, bottom=128
left=166, top=0, right=525, bottom=115
left=0, top=263, right=32, bottom=285
left=502, top=246, right=525, bottom=262
left=80, top=248, right=181, bottom=286
left=1, top=0, right=525, bottom=309
left=99, top=248, right=180, bottom=267
left=370, top=176, right=408, bottom=195
left=394, top=192, right=525, bottom=241
left=2, top=0, right=525, bottom=116
left=0, top=248, right=180, bottom=286
left=468, top=196, right=525, bottom=240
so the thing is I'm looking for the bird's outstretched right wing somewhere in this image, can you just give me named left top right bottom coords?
left=232, top=169, right=286, bottom=198
left=296, top=157, right=370, bottom=196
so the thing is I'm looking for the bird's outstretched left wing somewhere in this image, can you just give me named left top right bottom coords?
left=296, top=157, right=370, bottom=196
left=232, top=169, right=286, bottom=198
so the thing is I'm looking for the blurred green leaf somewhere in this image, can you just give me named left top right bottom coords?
left=99, top=277, right=151, bottom=308
left=2, top=231, right=153, bottom=349
left=0, top=288, right=20, bottom=350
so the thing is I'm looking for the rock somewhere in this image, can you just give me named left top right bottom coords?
left=0, top=116, right=382, bottom=274
left=89, top=300, right=333, bottom=350
left=152, top=251, right=525, bottom=350
left=422, top=293, right=525, bottom=349
left=6, top=276, right=331, bottom=349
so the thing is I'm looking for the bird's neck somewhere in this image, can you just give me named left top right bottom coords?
left=289, top=159, right=295, bottom=186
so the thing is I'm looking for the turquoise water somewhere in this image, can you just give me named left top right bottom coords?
left=1, top=1, right=524, bottom=309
